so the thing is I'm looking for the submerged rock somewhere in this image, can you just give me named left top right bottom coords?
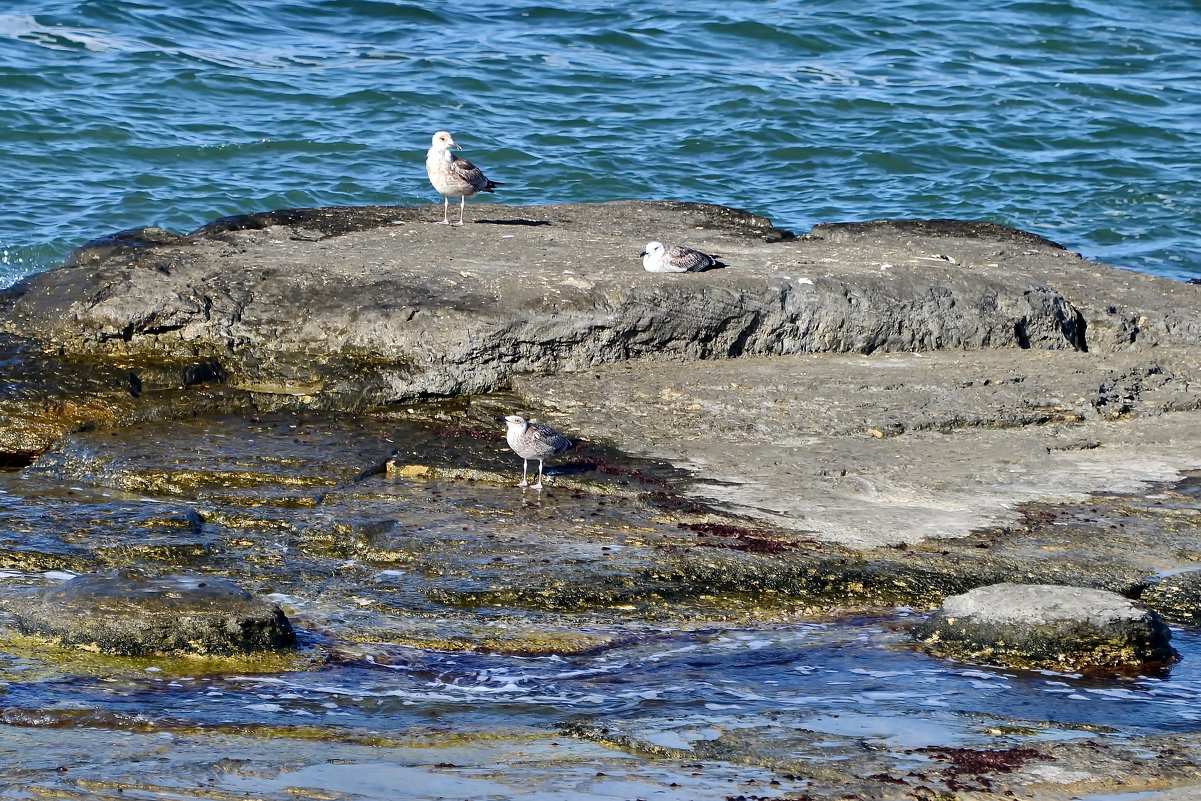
left=12, top=572, right=295, bottom=656
left=913, top=582, right=1177, bottom=672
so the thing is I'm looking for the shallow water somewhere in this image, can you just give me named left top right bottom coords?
left=2, top=0, right=1200, bottom=284
left=2, top=587, right=1201, bottom=764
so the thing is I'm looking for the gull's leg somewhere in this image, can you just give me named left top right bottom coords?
left=454, top=196, right=466, bottom=227
left=532, top=459, right=545, bottom=490
left=438, top=197, right=451, bottom=225
left=518, top=458, right=529, bottom=488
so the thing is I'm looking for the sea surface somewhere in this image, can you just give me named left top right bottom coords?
left=2, top=0, right=1200, bottom=286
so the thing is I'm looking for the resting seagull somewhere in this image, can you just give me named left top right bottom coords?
left=425, top=130, right=501, bottom=225
left=640, top=241, right=722, bottom=272
left=502, top=415, right=572, bottom=490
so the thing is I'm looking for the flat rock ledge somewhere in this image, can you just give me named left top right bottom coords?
left=3, top=201, right=1201, bottom=550
left=912, top=583, right=1177, bottom=672
left=12, top=573, right=296, bottom=657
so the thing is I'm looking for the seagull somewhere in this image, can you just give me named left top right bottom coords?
left=640, top=241, right=722, bottom=272
left=502, top=415, right=572, bottom=490
left=425, top=130, right=501, bottom=226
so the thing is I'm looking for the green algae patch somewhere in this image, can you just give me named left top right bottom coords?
left=93, top=541, right=214, bottom=566
left=914, top=616, right=1178, bottom=674
left=199, top=509, right=303, bottom=533
left=0, top=548, right=94, bottom=574
left=0, top=631, right=321, bottom=681
left=0, top=692, right=556, bottom=751
left=1143, top=569, right=1201, bottom=626
left=38, top=464, right=334, bottom=498
left=383, top=461, right=649, bottom=498
left=0, top=704, right=468, bottom=747
left=330, top=621, right=622, bottom=657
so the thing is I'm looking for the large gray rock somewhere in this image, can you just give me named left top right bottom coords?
left=2, top=202, right=1201, bottom=551
left=913, top=583, right=1177, bottom=672
left=0, top=201, right=1144, bottom=457
left=12, top=572, right=296, bottom=656
left=2, top=202, right=1199, bottom=461
left=10, top=206, right=1088, bottom=372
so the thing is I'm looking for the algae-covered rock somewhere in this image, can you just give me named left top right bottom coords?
left=12, top=572, right=296, bottom=656
left=913, top=583, right=1176, bottom=672
left=1142, top=569, right=1201, bottom=627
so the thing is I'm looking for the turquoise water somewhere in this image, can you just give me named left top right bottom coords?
left=2, top=0, right=1200, bottom=285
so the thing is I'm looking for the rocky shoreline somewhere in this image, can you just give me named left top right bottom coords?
left=1, top=201, right=1200, bottom=799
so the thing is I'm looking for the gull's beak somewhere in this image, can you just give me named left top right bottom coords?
left=639, top=250, right=648, bottom=257
left=449, top=141, right=462, bottom=150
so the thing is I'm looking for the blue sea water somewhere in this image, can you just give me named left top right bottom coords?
left=1, top=0, right=1199, bottom=286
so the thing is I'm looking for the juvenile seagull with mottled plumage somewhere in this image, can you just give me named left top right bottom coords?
left=425, top=130, right=501, bottom=225
left=502, top=415, right=572, bottom=490
left=640, top=241, right=723, bottom=272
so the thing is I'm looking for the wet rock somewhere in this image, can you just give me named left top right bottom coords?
left=1141, top=569, right=1201, bottom=627
left=8, top=403, right=1198, bottom=636
left=913, top=583, right=1177, bottom=672
left=0, top=478, right=211, bottom=574
left=12, top=572, right=296, bottom=656
left=812, top=218, right=1201, bottom=351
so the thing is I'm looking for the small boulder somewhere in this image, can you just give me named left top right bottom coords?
left=913, top=583, right=1176, bottom=672
left=13, top=572, right=296, bottom=657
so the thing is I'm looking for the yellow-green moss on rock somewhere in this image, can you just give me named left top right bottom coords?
left=913, top=583, right=1177, bottom=672
left=12, top=572, right=296, bottom=657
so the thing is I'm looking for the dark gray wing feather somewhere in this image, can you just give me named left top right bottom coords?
left=665, top=244, right=718, bottom=271
left=528, top=422, right=572, bottom=454
left=449, top=155, right=501, bottom=193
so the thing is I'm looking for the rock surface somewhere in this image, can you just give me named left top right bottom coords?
left=11, top=572, right=296, bottom=656
left=515, top=348, right=1201, bottom=546
left=913, top=582, right=1177, bottom=671
left=1, top=203, right=1201, bottom=797
left=4, top=201, right=1199, bottom=456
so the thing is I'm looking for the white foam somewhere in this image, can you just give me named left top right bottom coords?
left=0, top=15, right=128, bottom=52
left=246, top=702, right=284, bottom=713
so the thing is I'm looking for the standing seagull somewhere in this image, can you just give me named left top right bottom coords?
left=502, top=415, right=572, bottom=490
left=425, top=130, right=501, bottom=226
left=640, top=241, right=722, bottom=272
